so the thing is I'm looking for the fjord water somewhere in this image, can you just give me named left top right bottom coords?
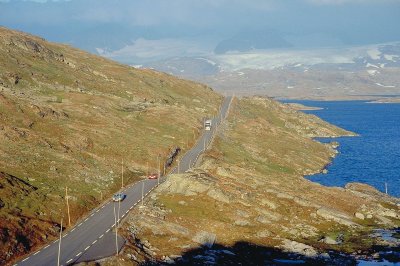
left=292, top=101, right=400, bottom=197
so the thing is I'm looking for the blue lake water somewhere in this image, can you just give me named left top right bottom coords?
left=286, top=100, right=400, bottom=198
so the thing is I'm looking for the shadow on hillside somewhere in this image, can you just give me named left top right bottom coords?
left=137, top=230, right=400, bottom=265
left=139, top=241, right=358, bottom=266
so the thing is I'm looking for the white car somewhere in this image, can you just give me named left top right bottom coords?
left=112, top=193, right=126, bottom=202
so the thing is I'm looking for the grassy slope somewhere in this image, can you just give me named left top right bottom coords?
left=118, top=97, right=400, bottom=265
left=0, top=27, right=222, bottom=264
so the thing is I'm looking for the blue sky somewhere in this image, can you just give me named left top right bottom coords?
left=1, top=0, right=399, bottom=62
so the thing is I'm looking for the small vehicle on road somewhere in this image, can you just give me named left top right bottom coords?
left=112, top=193, right=126, bottom=202
left=148, top=173, right=158, bottom=179
left=204, top=119, right=212, bottom=131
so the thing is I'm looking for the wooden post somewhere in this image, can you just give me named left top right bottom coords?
left=163, top=163, right=166, bottom=176
left=65, top=187, right=71, bottom=227
left=121, top=159, right=124, bottom=188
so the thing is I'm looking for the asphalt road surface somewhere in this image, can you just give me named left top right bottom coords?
left=15, top=96, right=232, bottom=266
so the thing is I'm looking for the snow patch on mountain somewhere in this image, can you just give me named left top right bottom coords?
left=376, top=83, right=396, bottom=88
left=367, top=48, right=382, bottom=60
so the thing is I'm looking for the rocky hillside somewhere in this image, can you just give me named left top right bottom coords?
left=111, top=97, right=400, bottom=265
left=0, top=27, right=222, bottom=264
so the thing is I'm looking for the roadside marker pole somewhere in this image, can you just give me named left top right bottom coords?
left=385, top=182, right=388, bottom=194
left=57, top=218, right=63, bottom=266
left=141, top=181, right=144, bottom=206
left=65, top=187, right=71, bottom=227
left=117, top=200, right=121, bottom=227
left=158, top=154, right=161, bottom=185
left=113, top=203, right=118, bottom=256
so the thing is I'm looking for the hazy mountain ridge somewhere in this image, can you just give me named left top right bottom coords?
left=139, top=42, right=400, bottom=99
left=214, top=30, right=292, bottom=55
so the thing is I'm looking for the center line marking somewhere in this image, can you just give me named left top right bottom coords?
left=85, top=246, right=90, bottom=251
left=78, top=223, right=82, bottom=227
left=92, top=240, right=97, bottom=245
left=84, top=218, right=88, bottom=222
left=71, top=228, right=75, bottom=232
left=106, top=229, right=110, bottom=233
left=44, top=245, right=50, bottom=249
left=99, top=234, right=104, bottom=238
left=33, top=251, right=40, bottom=255
left=76, top=252, right=82, bottom=257
left=22, top=257, right=29, bottom=262
left=90, top=213, right=94, bottom=217
left=66, top=259, right=73, bottom=263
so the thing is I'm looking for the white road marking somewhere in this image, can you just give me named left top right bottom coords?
left=66, top=259, right=73, bottom=264
left=96, top=209, right=100, bottom=212
left=92, top=240, right=97, bottom=245
left=33, top=251, right=40, bottom=255
left=84, top=218, right=89, bottom=222
left=78, top=223, right=82, bottom=227
left=99, top=234, right=104, bottom=239
left=90, top=213, right=94, bottom=217
left=75, top=252, right=82, bottom=257
left=125, top=210, right=129, bottom=214
left=44, top=245, right=50, bottom=249
left=106, top=229, right=110, bottom=233
left=22, top=257, right=29, bottom=262
left=71, top=228, right=75, bottom=232
left=64, top=233, right=68, bottom=237
left=85, top=246, right=90, bottom=251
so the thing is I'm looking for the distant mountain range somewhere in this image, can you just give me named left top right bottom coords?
left=137, top=42, right=400, bottom=100
left=214, top=30, right=292, bottom=54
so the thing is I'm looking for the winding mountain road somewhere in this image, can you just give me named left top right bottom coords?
left=15, top=96, right=232, bottom=266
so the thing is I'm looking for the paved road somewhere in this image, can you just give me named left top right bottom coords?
left=15, top=96, right=232, bottom=266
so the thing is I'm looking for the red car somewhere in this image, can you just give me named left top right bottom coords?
left=148, top=173, right=158, bottom=179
